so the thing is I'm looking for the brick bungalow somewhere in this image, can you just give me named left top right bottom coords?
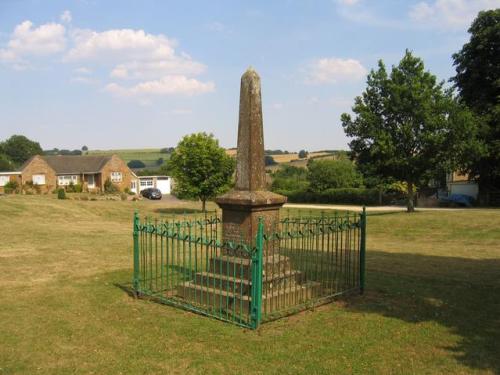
left=0, top=154, right=138, bottom=194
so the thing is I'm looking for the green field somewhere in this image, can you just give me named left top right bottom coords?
left=0, top=195, right=499, bottom=374
left=88, top=148, right=169, bottom=169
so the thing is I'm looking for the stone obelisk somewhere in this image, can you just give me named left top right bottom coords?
left=215, top=68, right=286, bottom=250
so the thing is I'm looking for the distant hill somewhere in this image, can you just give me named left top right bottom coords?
left=87, top=148, right=169, bottom=170
left=225, top=149, right=344, bottom=171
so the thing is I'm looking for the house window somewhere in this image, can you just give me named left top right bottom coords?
left=33, top=174, right=46, bottom=185
left=57, top=175, right=78, bottom=186
left=111, top=172, right=122, bottom=183
left=0, top=176, right=10, bottom=186
left=140, top=178, right=153, bottom=187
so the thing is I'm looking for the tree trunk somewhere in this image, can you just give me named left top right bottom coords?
left=407, top=181, right=415, bottom=213
left=201, top=199, right=206, bottom=212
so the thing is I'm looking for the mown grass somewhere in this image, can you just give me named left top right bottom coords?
left=0, top=195, right=498, bottom=374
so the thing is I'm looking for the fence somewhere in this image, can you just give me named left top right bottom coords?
left=132, top=209, right=366, bottom=329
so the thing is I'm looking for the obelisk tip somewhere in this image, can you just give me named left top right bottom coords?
left=242, top=66, right=259, bottom=80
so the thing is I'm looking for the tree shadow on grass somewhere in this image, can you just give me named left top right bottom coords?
left=154, top=208, right=205, bottom=215
left=343, top=250, right=500, bottom=374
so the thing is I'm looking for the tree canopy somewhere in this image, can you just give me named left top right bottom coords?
left=264, top=155, right=277, bottom=166
left=127, top=160, right=146, bottom=169
left=298, top=150, right=308, bottom=159
left=169, top=133, right=235, bottom=211
left=341, top=50, right=481, bottom=211
left=452, top=9, right=500, bottom=189
left=307, top=159, right=363, bottom=192
left=0, top=135, right=43, bottom=166
left=271, top=165, right=309, bottom=191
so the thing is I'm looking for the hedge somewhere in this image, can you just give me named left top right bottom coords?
left=275, top=188, right=388, bottom=206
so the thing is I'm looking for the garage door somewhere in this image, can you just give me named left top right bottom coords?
left=156, top=177, right=171, bottom=194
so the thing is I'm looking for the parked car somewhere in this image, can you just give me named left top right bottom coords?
left=141, top=188, right=162, bottom=200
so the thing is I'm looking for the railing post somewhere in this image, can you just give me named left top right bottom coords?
left=360, top=206, right=366, bottom=294
left=133, top=210, right=140, bottom=295
left=251, top=217, right=264, bottom=329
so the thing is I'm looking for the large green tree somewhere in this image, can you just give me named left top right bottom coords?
left=1, top=135, right=43, bottom=165
left=341, top=51, right=481, bottom=212
left=169, top=133, right=235, bottom=211
left=307, top=159, right=363, bottom=192
left=452, top=9, right=500, bottom=190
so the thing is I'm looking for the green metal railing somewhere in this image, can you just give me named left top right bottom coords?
left=132, top=208, right=366, bottom=329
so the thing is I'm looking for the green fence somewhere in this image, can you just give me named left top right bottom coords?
left=132, top=209, right=366, bottom=329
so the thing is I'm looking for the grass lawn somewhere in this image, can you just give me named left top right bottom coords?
left=0, top=195, right=499, bottom=374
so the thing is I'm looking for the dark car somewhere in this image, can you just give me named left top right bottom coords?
left=141, top=188, right=162, bottom=200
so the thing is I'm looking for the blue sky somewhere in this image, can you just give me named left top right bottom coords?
left=0, top=0, right=498, bottom=151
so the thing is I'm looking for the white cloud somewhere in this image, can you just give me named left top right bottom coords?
left=306, top=58, right=367, bottom=84
left=65, top=28, right=206, bottom=77
left=0, top=20, right=66, bottom=64
left=66, top=28, right=176, bottom=61
left=70, top=76, right=98, bottom=84
left=0, top=16, right=214, bottom=100
left=336, top=0, right=360, bottom=5
left=104, top=75, right=215, bottom=97
left=60, top=10, right=72, bottom=24
left=171, top=108, right=192, bottom=115
left=409, top=0, right=500, bottom=29
left=74, top=66, right=91, bottom=74
left=110, top=65, right=128, bottom=78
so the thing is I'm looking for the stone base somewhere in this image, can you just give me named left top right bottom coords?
left=215, top=189, right=286, bottom=254
left=176, top=254, right=320, bottom=315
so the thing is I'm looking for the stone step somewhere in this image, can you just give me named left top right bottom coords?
left=209, top=254, right=293, bottom=279
left=176, top=280, right=320, bottom=315
left=193, top=269, right=303, bottom=295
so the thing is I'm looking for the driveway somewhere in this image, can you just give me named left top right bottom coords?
left=283, top=203, right=469, bottom=212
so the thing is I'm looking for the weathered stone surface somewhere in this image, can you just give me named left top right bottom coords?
left=215, top=67, right=286, bottom=249
left=235, top=67, right=266, bottom=191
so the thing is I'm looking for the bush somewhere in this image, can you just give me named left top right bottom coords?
left=104, top=178, right=119, bottom=193
left=127, top=160, right=146, bottom=169
left=65, top=182, right=82, bottom=193
left=120, top=192, right=128, bottom=201
left=308, top=159, right=363, bottom=191
left=298, top=150, right=308, bottom=159
left=271, top=165, right=309, bottom=191
left=276, top=188, right=384, bottom=205
left=3, top=180, right=19, bottom=194
left=57, top=189, right=66, bottom=200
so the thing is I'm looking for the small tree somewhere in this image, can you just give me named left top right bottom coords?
left=127, top=160, right=146, bottom=169
left=341, top=50, right=482, bottom=212
left=2, top=135, right=43, bottom=165
left=82, top=145, right=88, bottom=152
left=169, top=133, right=235, bottom=211
left=104, top=178, right=119, bottom=193
left=298, top=150, right=308, bottom=159
left=264, top=155, right=277, bottom=166
left=57, top=188, right=66, bottom=200
left=307, top=159, right=363, bottom=192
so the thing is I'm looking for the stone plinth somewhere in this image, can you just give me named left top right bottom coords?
left=216, top=190, right=286, bottom=255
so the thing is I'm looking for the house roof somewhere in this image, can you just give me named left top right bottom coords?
left=39, top=155, right=112, bottom=174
